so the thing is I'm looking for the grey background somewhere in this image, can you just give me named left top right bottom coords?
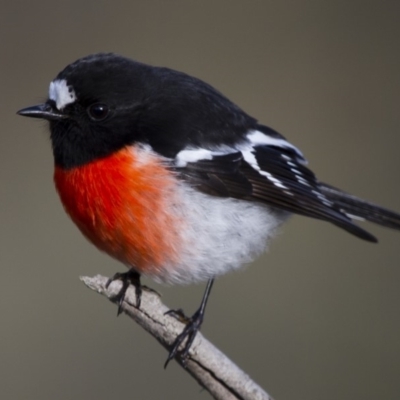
left=1, top=1, right=400, bottom=399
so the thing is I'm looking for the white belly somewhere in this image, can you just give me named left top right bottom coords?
left=148, top=183, right=289, bottom=284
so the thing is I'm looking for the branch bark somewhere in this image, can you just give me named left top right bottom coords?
left=81, top=275, right=274, bottom=400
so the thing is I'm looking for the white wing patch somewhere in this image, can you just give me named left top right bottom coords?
left=175, top=148, right=215, bottom=167
left=175, top=147, right=236, bottom=167
left=49, top=79, right=77, bottom=110
left=174, top=129, right=306, bottom=195
left=242, top=149, right=293, bottom=194
left=247, top=130, right=306, bottom=164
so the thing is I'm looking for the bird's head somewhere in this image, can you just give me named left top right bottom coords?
left=17, top=53, right=153, bottom=169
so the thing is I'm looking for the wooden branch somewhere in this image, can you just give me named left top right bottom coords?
left=81, top=275, right=274, bottom=400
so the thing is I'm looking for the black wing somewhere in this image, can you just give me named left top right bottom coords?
left=172, top=126, right=400, bottom=242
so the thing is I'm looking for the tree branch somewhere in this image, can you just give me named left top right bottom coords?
left=81, top=275, right=274, bottom=400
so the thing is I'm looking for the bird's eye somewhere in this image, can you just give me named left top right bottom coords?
left=87, top=103, right=110, bottom=121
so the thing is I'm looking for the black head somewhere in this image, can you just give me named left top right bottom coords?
left=18, top=53, right=257, bottom=168
left=17, top=53, right=158, bottom=169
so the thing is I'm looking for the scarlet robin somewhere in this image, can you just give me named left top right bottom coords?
left=17, top=53, right=400, bottom=367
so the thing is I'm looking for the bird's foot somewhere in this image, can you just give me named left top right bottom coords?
left=164, top=307, right=205, bottom=368
left=164, top=279, right=214, bottom=368
left=106, top=269, right=142, bottom=314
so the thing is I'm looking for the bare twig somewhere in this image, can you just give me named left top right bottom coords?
left=81, top=275, right=274, bottom=400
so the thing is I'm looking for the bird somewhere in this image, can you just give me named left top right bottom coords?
left=17, top=53, right=400, bottom=367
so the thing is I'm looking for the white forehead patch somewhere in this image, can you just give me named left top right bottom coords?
left=49, top=79, right=77, bottom=110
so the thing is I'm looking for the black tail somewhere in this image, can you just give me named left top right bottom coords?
left=321, top=183, right=400, bottom=240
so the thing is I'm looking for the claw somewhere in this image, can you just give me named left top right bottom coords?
left=164, top=308, right=188, bottom=323
left=164, top=309, right=204, bottom=368
left=106, top=270, right=142, bottom=313
left=164, top=279, right=214, bottom=368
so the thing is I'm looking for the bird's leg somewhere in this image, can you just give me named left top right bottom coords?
left=164, top=278, right=215, bottom=368
left=106, top=269, right=142, bottom=314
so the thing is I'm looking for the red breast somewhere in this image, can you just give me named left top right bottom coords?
left=54, top=146, right=183, bottom=275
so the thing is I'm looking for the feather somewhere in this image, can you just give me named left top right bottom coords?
left=172, top=129, right=400, bottom=242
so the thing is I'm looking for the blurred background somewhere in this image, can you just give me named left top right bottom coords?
left=1, top=1, right=399, bottom=399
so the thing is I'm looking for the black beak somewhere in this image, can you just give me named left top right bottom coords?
left=17, top=103, right=67, bottom=121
